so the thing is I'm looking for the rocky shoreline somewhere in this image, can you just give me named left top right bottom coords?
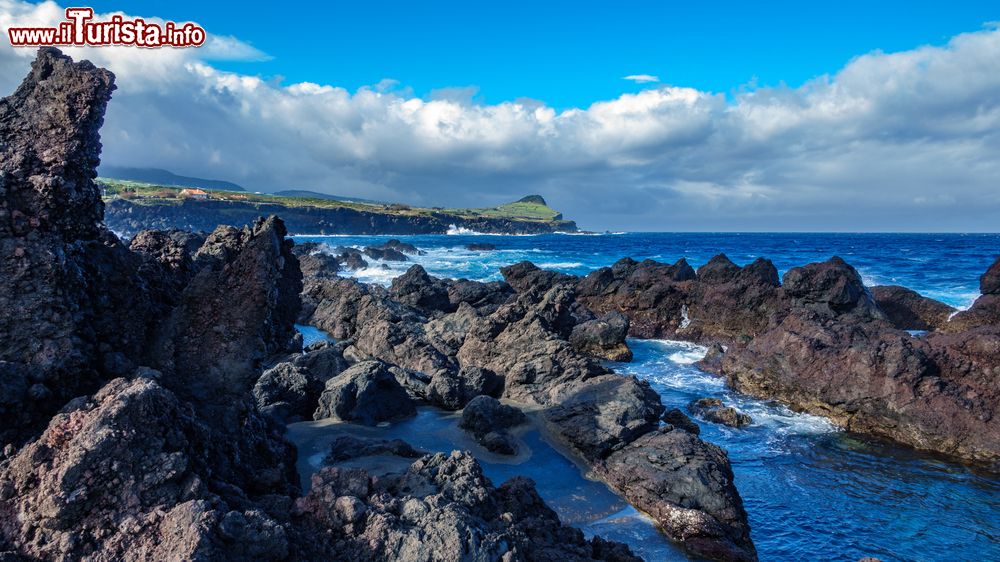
left=2, top=47, right=995, bottom=562
left=507, top=254, right=1000, bottom=468
left=0, top=49, right=758, bottom=562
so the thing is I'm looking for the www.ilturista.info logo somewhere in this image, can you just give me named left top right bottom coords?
left=8, top=8, right=205, bottom=48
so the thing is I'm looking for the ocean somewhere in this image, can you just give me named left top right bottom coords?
left=293, top=232, right=1000, bottom=561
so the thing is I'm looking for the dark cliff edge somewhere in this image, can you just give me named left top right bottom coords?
left=105, top=196, right=579, bottom=237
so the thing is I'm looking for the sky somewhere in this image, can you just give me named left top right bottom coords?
left=1, top=0, right=999, bottom=231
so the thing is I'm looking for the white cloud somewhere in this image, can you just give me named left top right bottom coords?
left=623, top=74, right=660, bottom=83
left=2, top=1, right=999, bottom=231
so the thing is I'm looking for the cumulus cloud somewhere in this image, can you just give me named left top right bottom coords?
left=623, top=74, right=660, bottom=83
left=1, top=0, right=999, bottom=231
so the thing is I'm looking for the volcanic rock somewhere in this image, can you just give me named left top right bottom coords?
left=689, top=398, right=752, bottom=428
left=871, top=285, right=956, bottom=331
left=322, top=435, right=424, bottom=465
left=981, top=256, right=1000, bottom=295
left=0, top=48, right=151, bottom=447
left=390, top=265, right=452, bottom=314
left=293, top=452, right=640, bottom=562
left=147, top=216, right=303, bottom=418
left=781, top=257, right=882, bottom=319
left=570, top=311, right=633, bottom=361
left=425, top=366, right=503, bottom=410
left=663, top=408, right=701, bottom=435
left=314, top=360, right=416, bottom=425
left=459, top=395, right=527, bottom=455
left=597, top=428, right=756, bottom=562
left=501, top=260, right=578, bottom=293
left=697, top=254, right=742, bottom=283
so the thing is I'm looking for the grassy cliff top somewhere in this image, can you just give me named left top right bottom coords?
left=97, top=179, right=566, bottom=223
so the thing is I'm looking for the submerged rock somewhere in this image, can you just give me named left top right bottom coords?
left=689, top=398, right=752, bottom=428
left=465, top=243, right=496, bottom=251
left=323, top=435, right=424, bottom=464
left=379, top=238, right=425, bottom=255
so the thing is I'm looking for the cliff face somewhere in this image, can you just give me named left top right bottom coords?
left=105, top=198, right=578, bottom=237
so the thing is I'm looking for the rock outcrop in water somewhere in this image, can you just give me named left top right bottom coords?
left=523, top=251, right=999, bottom=467
left=302, top=260, right=758, bottom=560
left=459, top=395, right=527, bottom=455
left=0, top=49, right=643, bottom=562
left=689, top=398, right=752, bottom=428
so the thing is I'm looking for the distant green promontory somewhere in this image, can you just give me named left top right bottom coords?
left=99, top=179, right=577, bottom=237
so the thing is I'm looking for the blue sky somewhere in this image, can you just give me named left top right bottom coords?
left=3, top=1, right=999, bottom=231
left=86, top=0, right=996, bottom=107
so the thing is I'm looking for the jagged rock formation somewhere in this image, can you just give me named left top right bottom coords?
left=0, top=47, right=148, bottom=448
left=313, top=360, right=417, bottom=425
left=1, top=49, right=640, bottom=562
left=294, top=451, right=640, bottom=562
left=301, top=264, right=757, bottom=560
left=541, top=251, right=998, bottom=467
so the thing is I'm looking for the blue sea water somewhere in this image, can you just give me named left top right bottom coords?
left=293, top=232, right=1000, bottom=561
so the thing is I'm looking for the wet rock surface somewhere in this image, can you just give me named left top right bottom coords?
left=575, top=256, right=780, bottom=343
left=689, top=398, right=752, bottom=428
left=663, top=408, right=701, bottom=435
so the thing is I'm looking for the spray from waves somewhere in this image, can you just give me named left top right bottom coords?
left=620, top=338, right=835, bottom=436
left=446, top=225, right=540, bottom=236
left=640, top=339, right=707, bottom=364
